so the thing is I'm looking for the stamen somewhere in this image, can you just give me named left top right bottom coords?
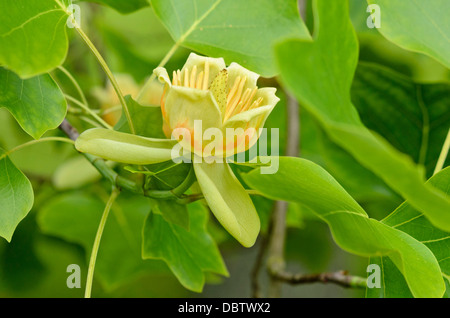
left=248, top=97, right=263, bottom=110
left=241, top=87, right=258, bottom=111
left=196, top=71, right=204, bottom=89
left=226, top=76, right=247, bottom=119
left=184, top=68, right=189, bottom=87
left=232, top=101, right=245, bottom=117
left=177, top=70, right=181, bottom=86
left=203, top=61, right=210, bottom=90
left=234, top=88, right=251, bottom=114
left=240, top=88, right=252, bottom=105
left=172, top=70, right=177, bottom=85
left=190, top=65, right=197, bottom=88
left=227, top=76, right=241, bottom=105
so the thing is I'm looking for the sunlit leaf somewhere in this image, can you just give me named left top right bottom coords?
left=367, top=167, right=450, bottom=298
left=367, top=0, right=450, bottom=69
left=275, top=0, right=450, bottom=232
left=0, top=0, right=68, bottom=78
left=151, top=0, right=310, bottom=77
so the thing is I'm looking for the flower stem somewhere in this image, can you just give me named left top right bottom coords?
left=0, top=137, right=75, bottom=161
left=54, top=0, right=135, bottom=133
left=136, top=43, right=179, bottom=103
left=433, top=128, right=450, bottom=175
left=64, top=18, right=135, bottom=134
left=57, top=66, right=89, bottom=106
left=64, top=94, right=113, bottom=130
left=85, top=187, right=120, bottom=298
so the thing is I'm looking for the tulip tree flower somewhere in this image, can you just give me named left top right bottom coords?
left=75, top=53, right=280, bottom=247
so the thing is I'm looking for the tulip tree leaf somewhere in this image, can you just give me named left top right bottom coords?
left=37, top=192, right=170, bottom=291
left=0, top=0, right=69, bottom=78
left=242, top=157, right=445, bottom=298
left=115, top=95, right=166, bottom=138
left=352, top=63, right=450, bottom=178
left=367, top=0, right=450, bottom=69
left=154, top=200, right=190, bottom=231
left=79, top=0, right=148, bottom=14
left=367, top=167, right=450, bottom=298
left=0, top=68, right=67, bottom=140
left=275, top=0, right=450, bottom=232
left=150, top=0, right=310, bottom=77
left=0, top=149, right=34, bottom=242
left=142, top=201, right=228, bottom=292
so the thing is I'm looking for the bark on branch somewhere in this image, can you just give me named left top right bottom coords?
left=271, top=270, right=367, bottom=289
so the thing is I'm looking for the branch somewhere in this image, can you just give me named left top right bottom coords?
left=271, top=270, right=367, bottom=289
left=265, top=92, right=300, bottom=297
left=59, top=118, right=80, bottom=141
left=251, top=232, right=269, bottom=298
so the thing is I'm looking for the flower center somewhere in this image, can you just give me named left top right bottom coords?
left=170, top=61, right=264, bottom=122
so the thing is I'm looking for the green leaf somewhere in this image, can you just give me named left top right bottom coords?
left=37, top=192, right=168, bottom=291
left=79, top=0, right=148, bottom=14
left=0, top=68, right=67, bottom=139
left=150, top=0, right=310, bottom=77
left=242, top=157, right=445, bottom=298
left=155, top=200, right=190, bottom=231
left=275, top=0, right=450, bottom=232
left=142, top=201, right=228, bottom=292
left=307, top=113, right=401, bottom=213
left=352, top=63, right=450, bottom=178
left=0, top=148, right=34, bottom=242
left=115, top=95, right=166, bottom=138
left=367, top=0, right=450, bottom=69
left=367, top=167, right=450, bottom=298
left=96, top=6, right=190, bottom=83
left=0, top=0, right=68, bottom=78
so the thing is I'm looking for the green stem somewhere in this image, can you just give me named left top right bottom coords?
left=64, top=94, right=113, bottom=130
left=70, top=23, right=135, bottom=134
left=79, top=116, right=103, bottom=128
left=176, top=189, right=262, bottom=204
left=433, top=128, right=450, bottom=175
left=54, top=0, right=134, bottom=133
left=57, top=66, right=89, bottom=106
left=100, top=105, right=122, bottom=116
left=144, top=165, right=196, bottom=199
left=85, top=187, right=120, bottom=298
left=136, top=43, right=179, bottom=103
left=0, top=137, right=75, bottom=161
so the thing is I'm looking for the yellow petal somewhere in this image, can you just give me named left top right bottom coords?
left=193, top=161, right=260, bottom=247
